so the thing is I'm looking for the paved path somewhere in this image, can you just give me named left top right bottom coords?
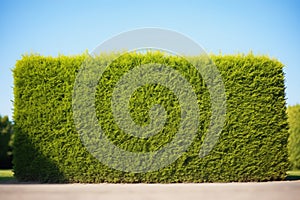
left=1, top=181, right=300, bottom=200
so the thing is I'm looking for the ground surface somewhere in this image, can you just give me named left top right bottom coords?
left=1, top=170, right=300, bottom=200
left=0, top=181, right=300, bottom=200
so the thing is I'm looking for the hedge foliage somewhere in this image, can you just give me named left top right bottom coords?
left=287, top=104, right=300, bottom=169
left=13, top=52, right=289, bottom=183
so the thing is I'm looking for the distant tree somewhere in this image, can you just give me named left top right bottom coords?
left=287, top=104, right=300, bottom=169
left=0, top=115, right=13, bottom=169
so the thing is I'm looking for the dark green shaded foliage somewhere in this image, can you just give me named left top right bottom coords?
left=0, top=115, right=13, bottom=169
left=287, top=104, right=300, bottom=169
left=13, top=52, right=289, bottom=182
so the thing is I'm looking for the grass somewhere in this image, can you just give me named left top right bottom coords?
left=286, top=170, right=300, bottom=176
left=0, top=169, right=16, bottom=183
left=286, top=170, right=300, bottom=180
left=0, top=169, right=299, bottom=183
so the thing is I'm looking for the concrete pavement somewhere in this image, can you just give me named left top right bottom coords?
left=1, top=181, right=300, bottom=200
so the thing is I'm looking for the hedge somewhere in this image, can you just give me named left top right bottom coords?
left=287, top=104, right=300, bottom=169
left=13, top=52, right=289, bottom=183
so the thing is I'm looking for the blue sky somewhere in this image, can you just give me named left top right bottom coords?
left=1, top=0, right=299, bottom=119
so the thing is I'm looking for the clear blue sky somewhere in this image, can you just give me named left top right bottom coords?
left=1, top=0, right=299, bottom=119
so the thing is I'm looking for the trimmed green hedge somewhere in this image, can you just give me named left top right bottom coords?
left=287, top=104, right=300, bottom=169
left=13, top=52, right=289, bottom=183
